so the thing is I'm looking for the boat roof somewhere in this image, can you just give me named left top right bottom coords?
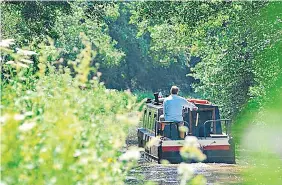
left=146, top=99, right=218, bottom=110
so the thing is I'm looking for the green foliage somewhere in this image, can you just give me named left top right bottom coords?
left=130, top=3, right=282, bottom=184
left=130, top=1, right=249, bottom=63
left=1, top=2, right=195, bottom=94
left=230, top=3, right=282, bottom=185
left=1, top=2, right=282, bottom=184
left=133, top=91, right=154, bottom=103
left=235, top=74, right=282, bottom=184
left=1, top=1, right=124, bottom=65
left=53, top=2, right=124, bottom=65
left=130, top=1, right=281, bottom=119
left=101, top=3, right=194, bottom=93
left=1, top=38, right=140, bottom=185
left=1, top=1, right=69, bottom=45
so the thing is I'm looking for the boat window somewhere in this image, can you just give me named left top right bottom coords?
left=152, top=112, right=157, bottom=131
left=143, top=109, right=147, bottom=128
left=148, top=111, right=152, bottom=129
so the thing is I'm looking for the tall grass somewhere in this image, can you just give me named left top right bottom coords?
left=1, top=36, right=140, bottom=185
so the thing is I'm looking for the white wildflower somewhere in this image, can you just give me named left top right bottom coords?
left=40, top=147, right=47, bottom=153
left=16, top=48, right=37, bottom=56
left=116, top=114, right=127, bottom=122
left=49, top=177, right=57, bottom=185
left=125, top=89, right=131, bottom=94
left=179, top=126, right=189, bottom=133
left=6, top=61, right=15, bottom=65
left=24, top=111, right=33, bottom=116
left=26, top=90, right=33, bottom=95
left=21, top=59, right=33, bottom=64
left=55, top=146, right=62, bottom=153
left=160, top=159, right=170, bottom=165
left=97, top=72, right=102, bottom=77
left=79, top=157, right=89, bottom=165
left=53, top=163, right=62, bottom=170
left=25, top=163, right=34, bottom=170
left=184, top=136, right=199, bottom=147
left=38, top=158, right=44, bottom=164
left=0, top=39, right=14, bottom=47
left=14, top=114, right=25, bottom=121
left=119, top=148, right=141, bottom=161
left=105, top=89, right=110, bottom=94
left=0, top=181, right=7, bottom=185
left=234, top=5, right=242, bottom=11
left=19, top=77, right=26, bottom=81
left=73, top=47, right=78, bottom=52
left=19, top=122, right=36, bottom=132
left=178, top=162, right=194, bottom=185
left=178, top=162, right=194, bottom=175
left=146, top=136, right=161, bottom=148
left=16, top=62, right=29, bottom=68
left=0, top=115, right=8, bottom=123
left=73, top=150, right=82, bottom=157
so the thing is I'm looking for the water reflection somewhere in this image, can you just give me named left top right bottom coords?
left=126, top=155, right=242, bottom=185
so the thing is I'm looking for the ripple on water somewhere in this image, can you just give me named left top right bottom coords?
left=126, top=159, right=242, bottom=185
left=125, top=140, right=242, bottom=185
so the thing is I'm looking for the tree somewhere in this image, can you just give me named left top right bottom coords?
left=101, top=3, right=195, bottom=93
left=129, top=1, right=281, bottom=118
left=1, top=1, right=123, bottom=66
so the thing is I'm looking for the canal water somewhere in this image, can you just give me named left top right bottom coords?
left=126, top=138, right=243, bottom=185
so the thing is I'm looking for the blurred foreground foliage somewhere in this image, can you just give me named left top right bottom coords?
left=1, top=36, right=140, bottom=185
left=235, top=38, right=282, bottom=184
left=230, top=3, right=282, bottom=185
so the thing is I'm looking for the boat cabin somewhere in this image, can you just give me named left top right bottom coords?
left=137, top=94, right=235, bottom=164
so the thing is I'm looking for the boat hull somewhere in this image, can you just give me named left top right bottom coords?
left=138, top=128, right=235, bottom=164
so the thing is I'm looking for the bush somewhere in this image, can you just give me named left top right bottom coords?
left=1, top=37, right=140, bottom=185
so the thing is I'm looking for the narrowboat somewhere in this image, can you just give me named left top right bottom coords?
left=137, top=93, right=235, bottom=164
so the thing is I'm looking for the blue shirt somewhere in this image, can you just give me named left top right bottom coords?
left=163, top=95, right=197, bottom=122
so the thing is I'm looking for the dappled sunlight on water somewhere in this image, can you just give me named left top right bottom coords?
left=126, top=152, right=243, bottom=185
